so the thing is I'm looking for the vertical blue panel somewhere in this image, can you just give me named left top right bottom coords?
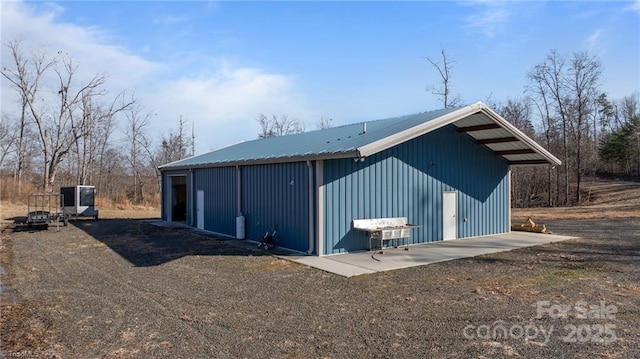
left=322, top=124, right=509, bottom=254
left=193, top=167, right=237, bottom=236
left=242, top=162, right=310, bottom=253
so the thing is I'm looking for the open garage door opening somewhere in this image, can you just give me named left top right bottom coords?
left=170, top=176, right=187, bottom=222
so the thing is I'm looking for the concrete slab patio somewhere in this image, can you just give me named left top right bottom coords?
left=147, top=220, right=575, bottom=277
left=286, top=231, right=576, bottom=277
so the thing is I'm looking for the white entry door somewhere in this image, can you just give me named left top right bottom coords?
left=196, top=190, right=204, bottom=230
left=443, top=191, right=457, bottom=240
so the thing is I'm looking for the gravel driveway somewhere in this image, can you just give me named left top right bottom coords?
left=1, top=218, right=639, bottom=358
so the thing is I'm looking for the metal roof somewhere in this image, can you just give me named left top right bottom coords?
left=159, top=102, right=561, bottom=170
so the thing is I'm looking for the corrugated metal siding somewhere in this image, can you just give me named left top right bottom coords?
left=193, top=167, right=237, bottom=236
left=323, top=124, right=509, bottom=255
left=242, top=162, right=310, bottom=252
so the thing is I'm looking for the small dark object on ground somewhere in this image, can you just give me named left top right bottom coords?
left=258, top=225, right=278, bottom=250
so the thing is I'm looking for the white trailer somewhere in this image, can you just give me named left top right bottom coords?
left=60, top=185, right=99, bottom=219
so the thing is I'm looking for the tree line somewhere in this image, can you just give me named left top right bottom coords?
left=0, top=39, right=193, bottom=207
left=427, top=48, right=639, bottom=208
left=1, top=38, right=638, bottom=209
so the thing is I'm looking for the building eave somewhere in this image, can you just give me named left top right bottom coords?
left=158, top=150, right=359, bottom=171
left=159, top=102, right=561, bottom=171
left=357, top=102, right=561, bottom=166
left=356, top=103, right=483, bottom=158
left=477, top=104, right=561, bottom=166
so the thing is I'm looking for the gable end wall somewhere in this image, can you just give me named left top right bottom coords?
left=322, top=124, right=510, bottom=255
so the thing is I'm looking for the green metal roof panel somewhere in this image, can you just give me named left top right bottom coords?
left=159, top=102, right=562, bottom=170
left=160, top=107, right=461, bottom=169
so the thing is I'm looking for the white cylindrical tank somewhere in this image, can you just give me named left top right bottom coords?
left=236, top=215, right=245, bottom=240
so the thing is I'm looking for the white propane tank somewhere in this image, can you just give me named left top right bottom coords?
left=236, top=215, right=245, bottom=239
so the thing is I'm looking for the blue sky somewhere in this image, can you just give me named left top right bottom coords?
left=2, top=1, right=639, bottom=154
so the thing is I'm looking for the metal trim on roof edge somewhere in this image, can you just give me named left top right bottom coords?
left=158, top=150, right=359, bottom=171
left=356, top=103, right=482, bottom=158
left=477, top=104, right=562, bottom=166
left=159, top=102, right=561, bottom=171
left=357, top=102, right=561, bottom=166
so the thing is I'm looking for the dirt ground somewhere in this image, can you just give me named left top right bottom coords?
left=512, top=178, right=640, bottom=221
left=1, top=215, right=639, bottom=358
left=1, top=179, right=639, bottom=358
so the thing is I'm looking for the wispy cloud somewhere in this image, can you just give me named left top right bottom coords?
left=1, top=1, right=163, bottom=91
left=1, top=1, right=315, bottom=153
left=626, top=0, right=640, bottom=13
left=462, top=0, right=512, bottom=38
left=148, top=60, right=314, bottom=151
left=585, top=29, right=603, bottom=50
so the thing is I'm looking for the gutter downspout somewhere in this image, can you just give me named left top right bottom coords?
left=236, top=165, right=242, bottom=215
left=306, top=160, right=314, bottom=254
left=190, top=168, right=195, bottom=227
left=508, top=168, right=512, bottom=233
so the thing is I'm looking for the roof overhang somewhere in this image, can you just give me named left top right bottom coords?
left=160, top=102, right=560, bottom=171
left=356, top=102, right=561, bottom=166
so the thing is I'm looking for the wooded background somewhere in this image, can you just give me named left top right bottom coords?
left=1, top=39, right=638, bottom=208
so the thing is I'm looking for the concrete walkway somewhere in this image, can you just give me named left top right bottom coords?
left=286, top=231, right=575, bottom=277
left=147, top=220, right=575, bottom=277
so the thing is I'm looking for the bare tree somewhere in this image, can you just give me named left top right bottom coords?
left=144, top=118, right=195, bottom=194
left=501, top=99, right=533, bottom=133
left=2, top=40, right=53, bottom=191
left=316, top=116, right=334, bottom=130
left=527, top=71, right=559, bottom=207
left=140, top=135, right=162, bottom=195
left=1, top=40, right=133, bottom=192
left=190, top=120, right=196, bottom=156
left=0, top=115, right=16, bottom=169
left=567, top=51, right=601, bottom=202
left=619, top=94, right=640, bottom=126
left=158, top=116, right=194, bottom=163
left=497, top=99, right=540, bottom=207
left=527, top=51, right=571, bottom=205
left=72, top=90, right=133, bottom=185
left=123, top=105, right=154, bottom=204
left=257, top=114, right=304, bottom=138
left=425, top=47, right=462, bottom=108
left=527, top=50, right=604, bottom=205
left=1, top=39, right=41, bottom=193
left=94, top=98, right=119, bottom=194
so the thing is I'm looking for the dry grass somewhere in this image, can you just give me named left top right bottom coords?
left=512, top=177, right=640, bottom=222
left=2, top=177, right=637, bottom=226
left=0, top=201, right=27, bottom=228
left=0, top=177, right=160, bottom=223
left=95, top=193, right=160, bottom=211
left=0, top=178, right=40, bottom=204
left=98, top=208, right=160, bottom=219
left=0, top=201, right=159, bottom=226
left=512, top=204, right=640, bottom=221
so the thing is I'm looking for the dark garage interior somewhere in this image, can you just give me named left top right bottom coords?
left=171, top=176, right=187, bottom=222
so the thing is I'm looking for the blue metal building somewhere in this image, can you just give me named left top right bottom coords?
left=159, top=102, right=560, bottom=256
